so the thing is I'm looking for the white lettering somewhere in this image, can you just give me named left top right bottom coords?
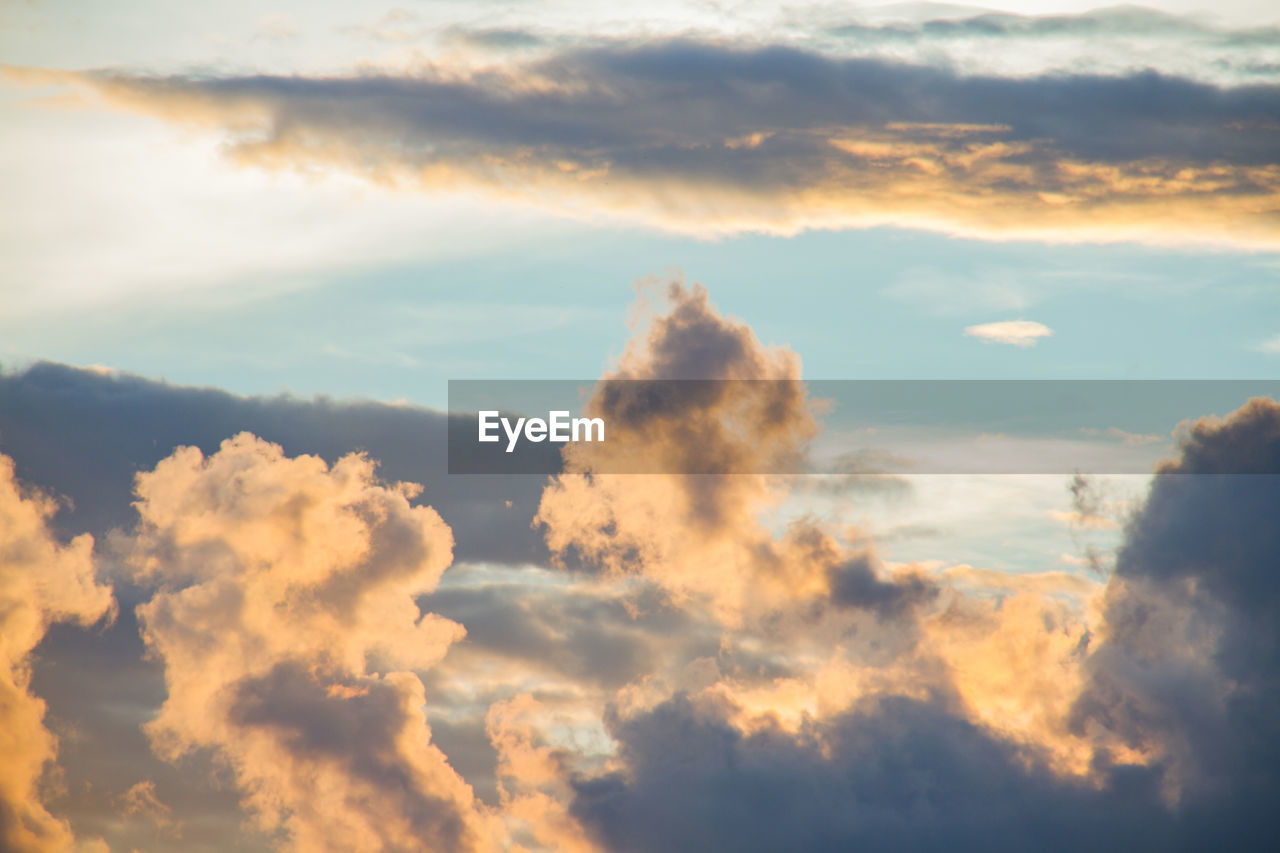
left=573, top=416, right=605, bottom=442
left=502, top=416, right=526, bottom=453
left=549, top=410, right=570, bottom=441
left=478, top=411, right=500, bottom=442
left=480, top=411, right=605, bottom=452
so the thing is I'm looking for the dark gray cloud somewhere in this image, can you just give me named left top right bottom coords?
left=423, top=566, right=803, bottom=689
left=568, top=396, right=1280, bottom=851
left=825, top=552, right=937, bottom=617
left=50, top=35, right=1280, bottom=244
left=87, top=40, right=1280, bottom=166
left=31, top=585, right=275, bottom=853
left=572, top=693, right=1170, bottom=853
left=0, top=361, right=555, bottom=564
left=421, top=581, right=670, bottom=689
left=1070, top=398, right=1280, bottom=825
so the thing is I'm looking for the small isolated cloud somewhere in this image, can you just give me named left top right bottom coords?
left=963, top=319, right=1053, bottom=347
left=1257, top=333, right=1280, bottom=354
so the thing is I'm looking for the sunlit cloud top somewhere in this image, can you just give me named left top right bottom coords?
left=17, top=30, right=1278, bottom=248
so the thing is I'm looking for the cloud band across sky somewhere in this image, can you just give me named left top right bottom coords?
left=17, top=37, right=1280, bottom=247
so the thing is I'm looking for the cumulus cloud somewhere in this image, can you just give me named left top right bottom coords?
left=1071, top=397, right=1280, bottom=811
left=964, top=319, right=1053, bottom=347
left=537, top=279, right=935, bottom=627
left=526, top=280, right=1120, bottom=834
left=123, top=433, right=498, bottom=852
left=569, top=691, right=1170, bottom=853
left=557, top=394, right=1280, bottom=851
left=530, top=284, right=1118, bottom=779
left=0, top=455, right=113, bottom=853
left=0, top=361, right=572, bottom=848
left=16, top=35, right=1280, bottom=246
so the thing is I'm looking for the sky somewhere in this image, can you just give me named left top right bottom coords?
left=1, top=2, right=1280, bottom=852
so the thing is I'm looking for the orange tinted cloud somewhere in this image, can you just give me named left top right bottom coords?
left=534, top=282, right=1167, bottom=792
left=124, top=433, right=500, bottom=852
left=15, top=42, right=1280, bottom=247
left=486, top=694, right=602, bottom=853
left=537, top=282, right=933, bottom=627
left=0, top=455, right=113, bottom=853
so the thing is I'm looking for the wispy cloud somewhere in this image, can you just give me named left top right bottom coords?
left=821, top=5, right=1280, bottom=83
left=963, top=319, right=1053, bottom=347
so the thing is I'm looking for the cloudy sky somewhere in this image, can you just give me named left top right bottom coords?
left=2, top=2, right=1280, bottom=851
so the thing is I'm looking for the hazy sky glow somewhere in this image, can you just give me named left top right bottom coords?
left=2, top=3, right=1280, bottom=852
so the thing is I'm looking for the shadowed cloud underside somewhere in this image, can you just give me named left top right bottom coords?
left=15, top=36, right=1280, bottom=247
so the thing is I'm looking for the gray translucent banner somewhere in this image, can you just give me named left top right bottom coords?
left=447, top=380, right=1280, bottom=475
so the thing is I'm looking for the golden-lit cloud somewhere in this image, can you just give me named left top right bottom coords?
left=531, top=280, right=1199, bottom=813
left=123, top=433, right=501, bottom=852
left=0, top=455, right=113, bottom=853
left=537, top=281, right=935, bottom=628
left=486, top=694, right=602, bottom=853
left=921, top=583, right=1109, bottom=775
left=556, top=394, right=1280, bottom=850
left=11, top=40, right=1279, bottom=248
left=531, top=281, right=1117, bottom=788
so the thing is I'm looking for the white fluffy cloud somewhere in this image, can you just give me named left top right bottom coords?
left=963, top=319, right=1054, bottom=347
